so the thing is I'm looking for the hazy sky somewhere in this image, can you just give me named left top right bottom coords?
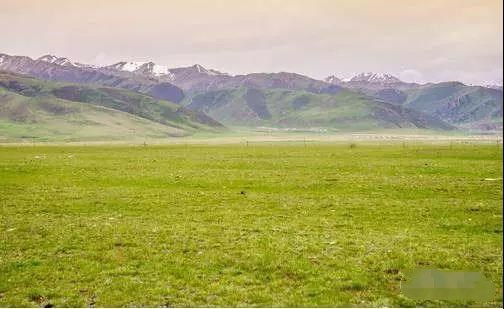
left=1, top=0, right=502, bottom=85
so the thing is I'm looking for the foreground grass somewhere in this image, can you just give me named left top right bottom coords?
left=0, top=142, right=502, bottom=307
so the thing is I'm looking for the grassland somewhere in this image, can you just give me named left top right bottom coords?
left=0, top=142, right=502, bottom=307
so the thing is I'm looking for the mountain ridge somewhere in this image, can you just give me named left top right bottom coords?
left=0, top=53, right=185, bottom=103
left=1, top=53, right=502, bottom=89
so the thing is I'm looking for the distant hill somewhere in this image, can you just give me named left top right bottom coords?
left=0, top=71, right=224, bottom=141
left=325, top=73, right=503, bottom=131
left=404, top=82, right=503, bottom=131
left=183, top=87, right=452, bottom=131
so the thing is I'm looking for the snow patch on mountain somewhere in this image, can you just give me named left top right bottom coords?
left=107, top=61, right=144, bottom=72
left=37, top=54, right=87, bottom=67
left=122, top=62, right=147, bottom=72
left=350, top=72, right=402, bottom=83
left=152, top=64, right=168, bottom=76
left=38, top=55, right=58, bottom=63
left=325, top=73, right=403, bottom=85
left=138, top=62, right=175, bottom=80
left=105, top=60, right=230, bottom=79
left=192, top=64, right=228, bottom=76
left=484, top=84, right=503, bottom=91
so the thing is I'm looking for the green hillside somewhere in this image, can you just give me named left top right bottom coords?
left=184, top=87, right=452, bottom=131
left=0, top=72, right=224, bottom=141
left=404, top=82, right=503, bottom=130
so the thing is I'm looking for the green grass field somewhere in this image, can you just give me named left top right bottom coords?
left=0, top=142, right=502, bottom=307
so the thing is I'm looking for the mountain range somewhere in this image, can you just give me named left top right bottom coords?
left=0, top=54, right=185, bottom=103
left=0, top=52, right=502, bottom=141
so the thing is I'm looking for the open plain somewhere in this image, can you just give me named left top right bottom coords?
left=1, top=141, right=502, bottom=307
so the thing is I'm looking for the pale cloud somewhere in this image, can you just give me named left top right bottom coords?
left=399, top=70, right=424, bottom=84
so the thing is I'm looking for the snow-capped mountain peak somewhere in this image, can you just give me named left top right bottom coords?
left=107, top=61, right=178, bottom=80
left=105, top=60, right=229, bottom=80
left=38, top=55, right=59, bottom=63
left=37, top=54, right=86, bottom=67
left=109, top=61, right=148, bottom=72
left=325, top=73, right=402, bottom=85
left=136, top=62, right=175, bottom=80
left=148, top=63, right=169, bottom=76
left=194, top=64, right=205, bottom=73
left=191, top=64, right=227, bottom=76
left=350, top=72, right=402, bottom=83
